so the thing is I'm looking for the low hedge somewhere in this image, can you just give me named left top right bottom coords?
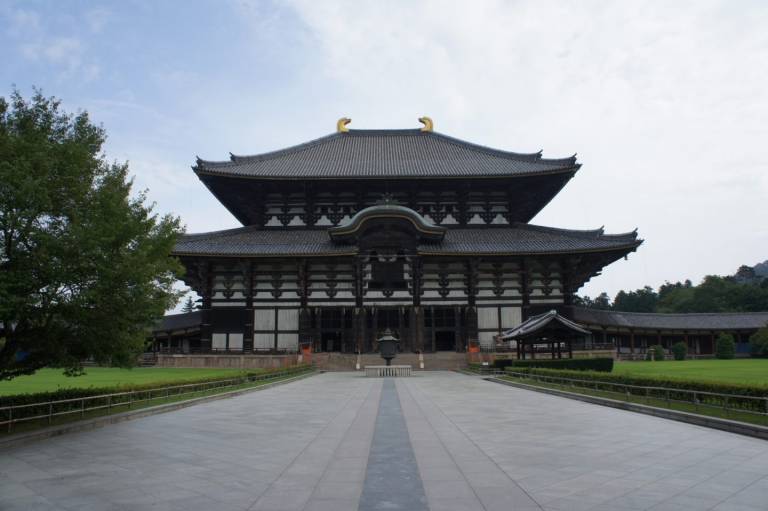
left=504, top=367, right=768, bottom=412
left=0, top=364, right=312, bottom=424
left=505, top=357, right=614, bottom=372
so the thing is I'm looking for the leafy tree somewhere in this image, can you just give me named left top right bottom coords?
left=181, top=296, right=197, bottom=313
left=574, top=292, right=612, bottom=310
left=613, top=286, right=658, bottom=312
left=0, top=89, right=183, bottom=379
left=715, top=333, right=736, bottom=360
left=671, top=341, right=687, bottom=360
left=749, top=326, right=768, bottom=358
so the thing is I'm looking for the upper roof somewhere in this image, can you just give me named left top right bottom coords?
left=194, top=129, right=579, bottom=180
left=173, top=224, right=641, bottom=258
left=571, top=307, right=768, bottom=331
left=502, top=310, right=591, bottom=340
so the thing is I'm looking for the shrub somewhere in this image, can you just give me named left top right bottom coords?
left=508, top=357, right=613, bottom=372
left=646, top=345, right=666, bottom=361
left=492, top=359, right=516, bottom=370
left=671, top=342, right=688, bottom=361
left=749, top=327, right=768, bottom=358
left=715, top=333, right=736, bottom=359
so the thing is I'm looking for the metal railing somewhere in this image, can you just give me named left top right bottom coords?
left=0, top=366, right=312, bottom=434
left=503, top=370, right=768, bottom=423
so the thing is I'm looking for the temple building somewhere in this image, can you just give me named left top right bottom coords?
left=170, top=117, right=643, bottom=356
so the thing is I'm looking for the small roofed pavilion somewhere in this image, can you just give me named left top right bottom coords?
left=501, top=310, right=591, bottom=360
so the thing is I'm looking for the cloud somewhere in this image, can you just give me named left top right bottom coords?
left=238, top=0, right=768, bottom=296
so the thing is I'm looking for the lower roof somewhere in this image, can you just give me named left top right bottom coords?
left=572, top=307, right=768, bottom=331
left=173, top=224, right=641, bottom=258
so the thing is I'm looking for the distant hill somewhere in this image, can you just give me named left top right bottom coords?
left=755, top=260, right=768, bottom=278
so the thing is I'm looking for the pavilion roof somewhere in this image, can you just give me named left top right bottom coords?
left=501, top=310, right=591, bottom=340
left=173, top=223, right=641, bottom=257
left=571, top=308, right=768, bottom=331
left=194, top=129, right=579, bottom=180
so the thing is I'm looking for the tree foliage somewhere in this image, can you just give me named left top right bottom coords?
left=181, top=296, right=197, bottom=313
left=715, top=333, right=736, bottom=360
left=577, top=263, right=768, bottom=314
left=671, top=341, right=687, bottom=361
left=0, top=89, right=183, bottom=379
left=749, top=326, right=768, bottom=358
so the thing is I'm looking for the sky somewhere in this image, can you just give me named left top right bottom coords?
left=2, top=0, right=767, bottom=311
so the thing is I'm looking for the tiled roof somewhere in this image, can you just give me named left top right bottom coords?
left=173, top=224, right=641, bottom=257
left=194, top=129, right=579, bottom=179
left=571, top=308, right=768, bottom=331
left=501, top=310, right=591, bottom=339
left=154, top=311, right=201, bottom=333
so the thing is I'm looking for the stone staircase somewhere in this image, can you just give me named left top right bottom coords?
left=311, top=352, right=467, bottom=371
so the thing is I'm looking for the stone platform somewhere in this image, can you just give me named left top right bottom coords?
left=2, top=372, right=767, bottom=511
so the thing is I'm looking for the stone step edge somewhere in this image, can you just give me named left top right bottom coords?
left=485, top=376, right=768, bottom=441
left=0, top=370, right=318, bottom=449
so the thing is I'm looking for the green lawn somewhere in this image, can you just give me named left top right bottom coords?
left=0, top=367, right=251, bottom=396
left=614, top=359, right=768, bottom=385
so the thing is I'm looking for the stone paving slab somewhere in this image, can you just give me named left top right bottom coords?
left=1, top=371, right=767, bottom=511
left=405, top=373, right=768, bottom=511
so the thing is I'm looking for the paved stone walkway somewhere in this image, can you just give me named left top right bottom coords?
left=1, top=372, right=767, bottom=510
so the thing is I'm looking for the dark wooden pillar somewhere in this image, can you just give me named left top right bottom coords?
left=629, top=330, right=635, bottom=355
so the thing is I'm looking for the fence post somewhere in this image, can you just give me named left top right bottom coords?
left=694, top=392, right=698, bottom=413
left=8, top=407, right=12, bottom=433
left=107, top=395, right=111, bottom=414
left=724, top=396, right=729, bottom=417
left=81, top=398, right=85, bottom=418
left=48, top=403, right=53, bottom=425
left=646, top=387, right=650, bottom=405
left=665, top=389, right=670, bottom=408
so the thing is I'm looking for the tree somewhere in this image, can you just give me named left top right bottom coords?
left=749, top=326, right=768, bottom=358
left=0, top=89, right=183, bottom=379
left=574, top=292, right=612, bottom=310
left=671, top=341, right=687, bottom=361
left=715, top=333, right=736, bottom=360
left=613, top=286, right=658, bottom=312
left=181, top=296, right=197, bottom=313
left=646, top=344, right=665, bottom=361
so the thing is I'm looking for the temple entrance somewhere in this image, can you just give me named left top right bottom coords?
left=435, top=331, right=456, bottom=351
left=320, top=332, right=341, bottom=352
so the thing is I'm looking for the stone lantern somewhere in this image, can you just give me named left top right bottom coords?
left=377, top=328, right=400, bottom=366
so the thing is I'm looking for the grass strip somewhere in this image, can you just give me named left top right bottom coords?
left=1, top=368, right=313, bottom=437
left=500, top=374, right=768, bottom=427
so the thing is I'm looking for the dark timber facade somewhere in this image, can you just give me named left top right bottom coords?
left=172, top=120, right=642, bottom=354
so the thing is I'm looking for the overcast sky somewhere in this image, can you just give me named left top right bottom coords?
left=2, top=0, right=767, bottom=309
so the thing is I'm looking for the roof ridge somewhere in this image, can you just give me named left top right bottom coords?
left=197, top=132, right=341, bottom=168
left=520, top=223, right=640, bottom=242
left=429, top=131, right=544, bottom=161
left=181, top=225, right=257, bottom=240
